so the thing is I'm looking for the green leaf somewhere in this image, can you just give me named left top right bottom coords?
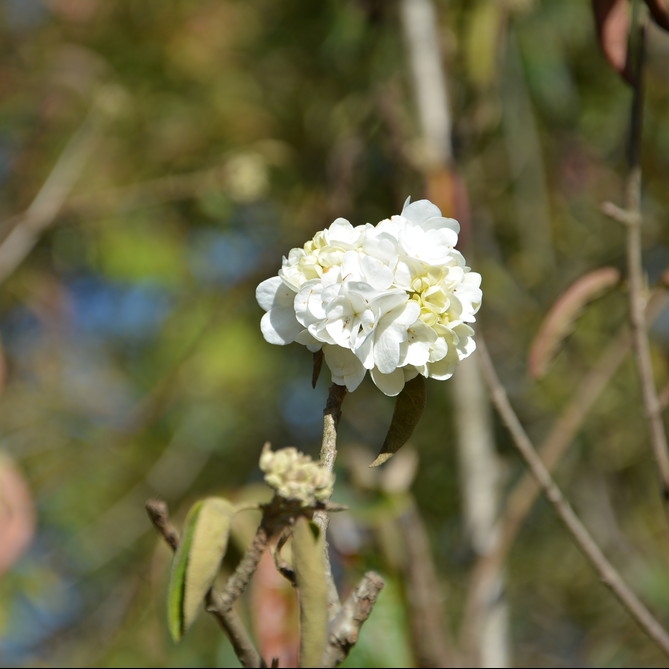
left=370, top=375, right=427, bottom=467
left=293, top=517, right=328, bottom=667
left=167, top=497, right=236, bottom=642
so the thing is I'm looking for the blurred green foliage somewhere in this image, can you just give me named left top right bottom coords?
left=2, top=0, right=669, bottom=667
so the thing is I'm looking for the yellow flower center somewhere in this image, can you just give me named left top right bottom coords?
left=409, top=267, right=453, bottom=327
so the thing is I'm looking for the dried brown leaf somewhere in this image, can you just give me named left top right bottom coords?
left=370, top=375, right=427, bottom=467
left=592, top=0, right=634, bottom=83
left=529, top=267, right=621, bottom=379
left=592, top=0, right=669, bottom=81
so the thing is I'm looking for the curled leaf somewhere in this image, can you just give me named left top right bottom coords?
left=529, top=267, right=621, bottom=379
left=293, top=517, right=328, bottom=668
left=592, top=0, right=633, bottom=84
left=167, top=497, right=236, bottom=641
left=592, top=0, right=669, bottom=84
left=370, top=375, right=427, bottom=467
left=312, top=349, right=324, bottom=388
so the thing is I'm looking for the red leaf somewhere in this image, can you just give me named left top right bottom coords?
left=592, top=0, right=634, bottom=84
left=0, top=453, right=36, bottom=574
left=592, top=0, right=669, bottom=82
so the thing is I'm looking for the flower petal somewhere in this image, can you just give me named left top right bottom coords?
left=260, top=308, right=303, bottom=345
left=370, top=367, right=407, bottom=396
left=323, top=345, right=367, bottom=391
left=256, top=276, right=290, bottom=310
left=256, top=196, right=481, bottom=393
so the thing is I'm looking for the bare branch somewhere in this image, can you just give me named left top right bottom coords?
left=205, top=590, right=267, bottom=669
left=613, top=13, right=669, bottom=520
left=463, top=289, right=669, bottom=643
left=213, top=523, right=273, bottom=614
left=145, top=498, right=179, bottom=552
left=314, top=383, right=347, bottom=618
left=321, top=571, right=385, bottom=667
left=477, top=338, right=669, bottom=658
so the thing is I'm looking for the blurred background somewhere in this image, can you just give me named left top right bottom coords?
left=2, top=0, right=669, bottom=666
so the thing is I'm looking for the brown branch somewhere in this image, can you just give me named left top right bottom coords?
left=623, top=168, right=669, bottom=509
left=271, top=528, right=297, bottom=586
left=504, top=289, right=667, bottom=548
left=477, top=338, right=669, bottom=658
left=213, top=523, right=274, bottom=614
left=606, top=13, right=669, bottom=519
left=145, top=498, right=265, bottom=668
left=462, top=289, right=668, bottom=645
left=463, top=17, right=669, bottom=644
left=321, top=571, right=385, bottom=667
left=314, top=383, right=347, bottom=618
left=145, top=498, right=179, bottom=551
left=204, top=591, right=267, bottom=669
left=319, top=383, right=347, bottom=476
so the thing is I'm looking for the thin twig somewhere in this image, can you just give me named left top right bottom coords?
left=0, top=103, right=101, bottom=284
left=145, top=498, right=179, bottom=551
left=145, top=499, right=266, bottom=668
left=625, top=171, right=669, bottom=505
left=314, top=383, right=347, bottom=618
left=615, top=13, right=669, bottom=517
left=321, top=571, right=385, bottom=667
left=271, top=528, right=297, bottom=585
left=477, top=338, right=669, bottom=658
left=205, top=590, right=267, bottom=669
left=319, top=383, right=347, bottom=476
left=462, top=289, right=669, bottom=644
left=214, top=523, right=274, bottom=614
left=213, top=496, right=297, bottom=614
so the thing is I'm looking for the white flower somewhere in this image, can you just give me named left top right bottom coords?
left=256, top=197, right=482, bottom=396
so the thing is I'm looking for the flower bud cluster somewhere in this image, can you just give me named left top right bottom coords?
left=259, top=444, right=334, bottom=506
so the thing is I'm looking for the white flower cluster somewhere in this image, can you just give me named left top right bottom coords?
left=259, top=443, right=334, bottom=506
left=256, top=198, right=482, bottom=396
